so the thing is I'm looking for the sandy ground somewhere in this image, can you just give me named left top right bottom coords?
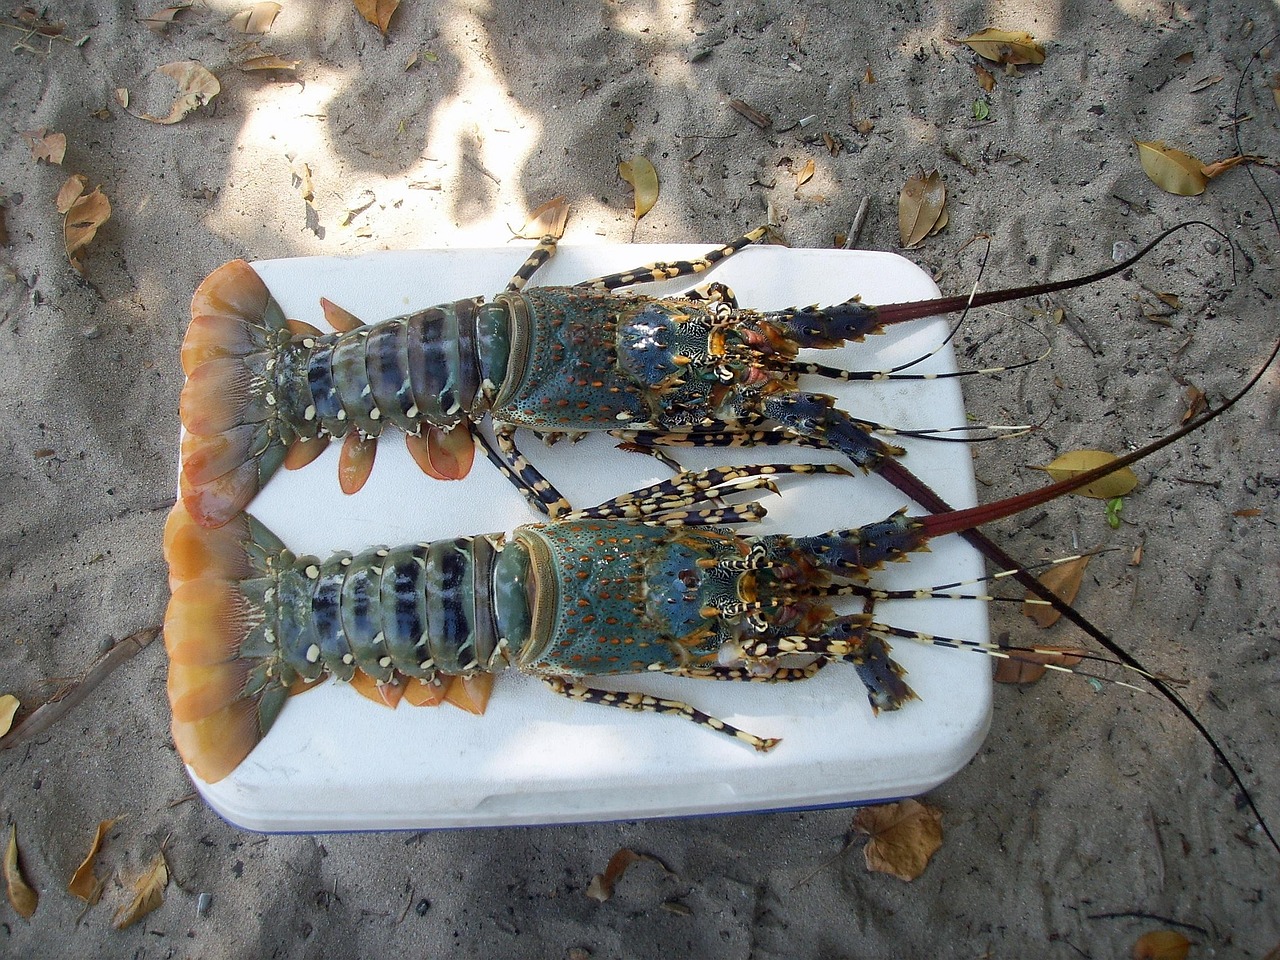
left=1, top=0, right=1278, bottom=956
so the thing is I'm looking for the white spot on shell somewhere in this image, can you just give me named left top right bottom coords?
left=304, top=405, right=317, bottom=421
left=305, top=644, right=320, bottom=663
left=370, top=408, right=381, bottom=420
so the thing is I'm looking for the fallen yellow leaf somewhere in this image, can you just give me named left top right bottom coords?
left=229, top=1, right=281, bottom=33
left=796, top=157, right=815, bottom=187
left=68, top=819, right=117, bottom=904
left=113, top=854, right=168, bottom=929
left=898, top=170, right=946, bottom=248
left=0, top=695, right=18, bottom=738
left=1132, top=930, right=1192, bottom=960
left=20, top=128, right=66, bottom=165
left=1032, top=449, right=1139, bottom=499
left=4, top=826, right=37, bottom=919
left=514, top=196, right=569, bottom=240
left=1135, top=140, right=1208, bottom=196
left=119, top=61, right=220, bottom=125
left=57, top=175, right=112, bottom=275
left=957, top=29, right=1045, bottom=65
left=1022, top=555, right=1092, bottom=628
left=619, top=156, right=659, bottom=221
left=354, top=0, right=399, bottom=33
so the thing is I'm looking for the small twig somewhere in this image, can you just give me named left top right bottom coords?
left=1, top=625, right=161, bottom=751
left=1085, top=911, right=1209, bottom=935
left=842, top=197, right=871, bottom=250
left=462, top=155, right=501, bottom=186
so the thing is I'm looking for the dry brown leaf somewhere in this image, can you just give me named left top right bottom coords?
left=1135, top=140, right=1208, bottom=196
left=957, top=29, right=1045, bottom=65
left=728, top=98, right=772, bottom=129
left=795, top=157, right=815, bottom=187
left=1132, top=930, right=1192, bottom=960
left=239, top=55, right=300, bottom=72
left=57, top=175, right=112, bottom=275
left=0, top=203, right=8, bottom=248
left=1272, top=76, right=1280, bottom=110
left=864, top=66, right=876, bottom=83
left=142, top=4, right=190, bottom=33
left=55, top=174, right=87, bottom=215
left=14, top=5, right=64, bottom=36
left=68, top=819, right=116, bottom=904
left=1233, top=508, right=1262, bottom=518
left=973, top=62, right=996, bottom=92
left=898, top=170, right=946, bottom=248
left=119, top=61, right=220, bottom=125
left=1022, top=556, right=1092, bottom=629
left=0, top=695, right=18, bottom=737
left=229, top=2, right=281, bottom=33
left=1181, top=383, right=1207, bottom=424
left=853, top=800, right=943, bottom=881
left=618, top=156, right=659, bottom=221
left=20, top=128, right=66, bottom=165
left=514, top=196, right=569, bottom=240
left=354, top=0, right=399, bottom=33
left=4, top=826, right=37, bottom=919
left=1032, top=449, right=1139, bottom=499
left=585, top=848, right=670, bottom=902
left=994, top=646, right=1087, bottom=684
left=113, top=853, right=168, bottom=929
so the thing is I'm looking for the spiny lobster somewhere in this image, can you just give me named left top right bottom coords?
left=178, top=212, right=1197, bottom=533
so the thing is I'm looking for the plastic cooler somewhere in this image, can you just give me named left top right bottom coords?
left=184, top=240, right=992, bottom=831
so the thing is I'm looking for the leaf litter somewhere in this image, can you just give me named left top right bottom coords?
left=0, top=694, right=19, bottom=737
left=585, top=848, right=673, bottom=902
left=117, top=61, right=220, bottom=125
left=1032, top=450, right=1139, bottom=499
left=1021, top=555, right=1092, bottom=629
left=112, top=852, right=168, bottom=929
left=56, top=175, right=112, bottom=275
left=1135, top=141, right=1246, bottom=197
left=68, top=819, right=117, bottom=904
left=20, top=128, right=66, bottom=164
left=4, top=825, right=37, bottom=919
left=898, top=170, right=947, bottom=248
left=618, top=156, right=659, bottom=220
left=852, top=799, right=943, bottom=881
left=956, top=29, right=1046, bottom=66
left=229, top=2, right=281, bottom=34
left=355, top=0, right=400, bottom=34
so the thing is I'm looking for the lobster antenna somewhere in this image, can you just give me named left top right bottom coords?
left=872, top=221, right=1231, bottom=327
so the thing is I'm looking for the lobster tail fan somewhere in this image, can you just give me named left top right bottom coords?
left=180, top=260, right=290, bottom=529
left=163, top=502, right=290, bottom=783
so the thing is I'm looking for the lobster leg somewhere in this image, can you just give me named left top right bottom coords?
left=540, top=678, right=782, bottom=751
left=505, top=233, right=563, bottom=293
left=487, top=424, right=574, bottom=517
left=573, top=226, right=771, bottom=291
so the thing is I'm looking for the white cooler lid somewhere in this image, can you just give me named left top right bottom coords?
left=187, top=240, right=992, bottom=831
